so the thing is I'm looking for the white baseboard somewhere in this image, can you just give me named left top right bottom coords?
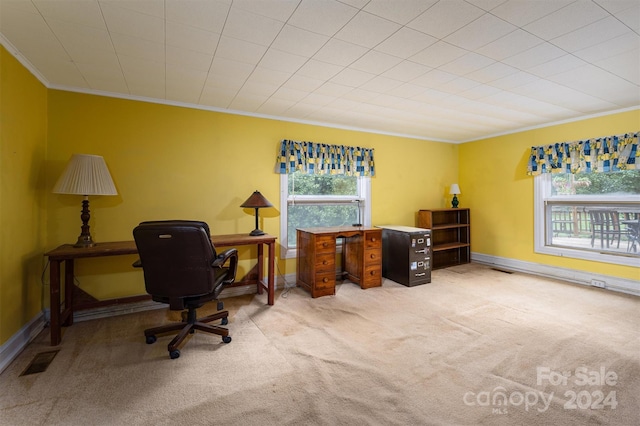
left=472, top=252, right=640, bottom=296
left=0, top=312, right=46, bottom=375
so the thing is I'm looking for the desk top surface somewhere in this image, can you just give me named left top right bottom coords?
left=297, top=226, right=381, bottom=235
left=46, top=233, right=276, bottom=260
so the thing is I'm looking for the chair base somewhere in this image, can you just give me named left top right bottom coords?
left=145, top=305, right=230, bottom=358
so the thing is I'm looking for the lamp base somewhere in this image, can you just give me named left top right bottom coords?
left=451, top=195, right=459, bottom=208
left=74, top=198, right=96, bottom=247
left=249, top=229, right=265, bottom=236
left=74, top=235, right=96, bottom=248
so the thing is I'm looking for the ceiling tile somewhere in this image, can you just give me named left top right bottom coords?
left=230, top=0, right=296, bottom=22
left=166, top=45, right=212, bottom=72
left=165, top=0, right=229, bottom=31
left=382, top=61, right=431, bottom=81
left=410, top=41, right=467, bottom=68
left=350, top=50, right=403, bottom=75
left=166, top=21, right=219, bottom=55
left=407, top=0, right=484, bottom=38
left=524, top=1, right=609, bottom=40
left=215, top=36, right=267, bottom=65
left=476, top=29, right=543, bottom=61
left=491, top=0, right=573, bottom=27
left=363, top=0, right=437, bottom=25
left=271, top=25, right=329, bottom=57
left=374, top=27, right=437, bottom=59
left=223, top=7, right=283, bottom=46
left=33, top=0, right=106, bottom=29
left=100, top=1, right=164, bottom=43
left=296, top=59, right=343, bottom=81
left=259, top=49, right=307, bottom=73
left=110, top=33, right=164, bottom=62
left=287, top=0, right=358, bottom=36
left=502, top=42, right=566, bottom=70
left=312, top=38, right=368, bottom=66
left=334, top=11, right=401, bottom=48
left=444, top=13, right=516, bottom=50
left=330, top=68, right=376, bottom=88
left=551, top=16, right=630, bottom=53
left=439, top=52, right=495, bottom=76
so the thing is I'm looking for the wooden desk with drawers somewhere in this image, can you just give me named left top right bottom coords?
left=296, top=226, right=382, bottom=298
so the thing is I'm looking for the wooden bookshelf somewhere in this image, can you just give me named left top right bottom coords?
left=417, top=208, right=470, bottom=269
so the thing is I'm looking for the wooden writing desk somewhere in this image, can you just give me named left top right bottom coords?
left=296, top=227, right=382, bottom=298
left=45, top=233, right=276, bottom=346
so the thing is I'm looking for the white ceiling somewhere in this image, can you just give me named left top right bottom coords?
left=1, top=0, right=638, bottom=142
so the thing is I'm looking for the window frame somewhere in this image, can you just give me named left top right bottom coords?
left=534, top=173, right=640, bottom=267
left=279, top=173, right=371, bottom=259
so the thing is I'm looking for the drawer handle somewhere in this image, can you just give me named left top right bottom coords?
left=370, top=254, right=376, bottom=259
left=323, top=260, right=328, bottom=265
left=370, top=237, right=377, bottom=242
left=370, top=270, right=377, bottom=276
left=322, top=242, right=328, bottom=247
left=323, top=277, right=329, bottom=283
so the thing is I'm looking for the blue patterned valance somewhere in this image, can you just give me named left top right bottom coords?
left=527, top=131, right=638, bottom=175
left=276, top=139, right=375, bottom=177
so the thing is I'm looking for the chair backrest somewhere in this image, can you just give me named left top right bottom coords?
left=133, top=221, right=217, bottom=299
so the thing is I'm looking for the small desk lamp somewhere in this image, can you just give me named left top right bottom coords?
left=450, top=184, right=461, bottom=208
left=53, top=154, right=118, bottom=247
left=241, top=190, right=273, bottom=236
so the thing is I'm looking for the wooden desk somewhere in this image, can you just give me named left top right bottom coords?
left=296, top=227, right=382, bottom=298
left=45, top=233, right=276, bottom=346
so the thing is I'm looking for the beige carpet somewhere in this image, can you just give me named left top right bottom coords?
left=1, top=264, right=639, bottom=425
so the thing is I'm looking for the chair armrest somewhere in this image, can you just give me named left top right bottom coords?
left=212, top=248, right=238, bottom=284
left=132, top=259, right=142, bottom=268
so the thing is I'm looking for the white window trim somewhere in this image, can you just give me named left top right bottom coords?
left=534, top=174, right=640, bottom=267
left=279, top=173, right=371, bottom=259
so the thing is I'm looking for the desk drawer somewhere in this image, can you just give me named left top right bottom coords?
left=315, top=236, right=336, bottom=253
left=315, top=253, right=335, bottom=272
left=361, top=264, right=382, bottom=289
left=364, top=231, right=382, bottom=248
left=365, top=248, right=382, bottom=265
left=314, top=272, right=335, bottom=290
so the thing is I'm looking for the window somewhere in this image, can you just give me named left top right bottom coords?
left=280, top=172, right=371, bottom=258
left=534, top=170, right=640, bottom=267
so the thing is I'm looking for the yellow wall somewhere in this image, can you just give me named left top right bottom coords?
left=46, top=90, right=457, bottom=300
left=0, top=46, right=48, bottom=344
left=458, top=109, right=640, bottom=281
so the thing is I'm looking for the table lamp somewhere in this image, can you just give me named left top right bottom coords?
left=241, top=190, right=273, bottom=236
left=450, top=184, right=461, bottom=208
left=53, top=154, right=118, bottom=247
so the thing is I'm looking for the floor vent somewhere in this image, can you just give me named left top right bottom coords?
left=492, top=268, right=514, bottom=274
left=20, top=350, right=59, bottom=376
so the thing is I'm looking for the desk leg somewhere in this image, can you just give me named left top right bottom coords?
left=50, top=260, right=61, bottom=346
left=257, top=243, right=264, bottom=295
left=63, top=259, right=74, bottom=326
left=267, top=241, right=275, bottom=305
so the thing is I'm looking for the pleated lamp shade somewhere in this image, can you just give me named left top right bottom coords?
left=53, top=154, right=117, bottom=196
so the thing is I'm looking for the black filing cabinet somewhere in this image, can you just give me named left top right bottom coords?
left=379, top=226, right=431, bottom=287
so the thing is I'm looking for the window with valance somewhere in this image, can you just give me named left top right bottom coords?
left=529, top=131, right=640, bottom=267
left=276, top=139, right=374, bottom=258
left=527, top=131, right=638, bottom=175
left=276, top=139, right=375, bottom=176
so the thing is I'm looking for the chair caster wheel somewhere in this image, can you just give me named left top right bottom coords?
left=170, top=349, right=180, bottom=359
left=222, top=336, right=232, bottom=343
left=146, top=335, right=157, bottom=344
left=221, top=317, right=228, bottom=325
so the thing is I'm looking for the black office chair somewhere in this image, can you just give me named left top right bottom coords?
left=133, top=220, right=238, bottom=359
